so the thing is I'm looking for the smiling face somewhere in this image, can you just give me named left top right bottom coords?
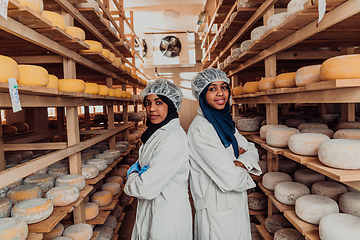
left=205, top=81, right=229, bottom=110
left=144, top=94, right=168, bottom=124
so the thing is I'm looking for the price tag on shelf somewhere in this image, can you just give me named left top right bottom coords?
left=0, top=0, right=9, bottom=20
left=8, top=78, right=22, bottom=113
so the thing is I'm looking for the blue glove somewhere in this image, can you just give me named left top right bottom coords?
left=138, top=165, right=149, bottom=177
left=127, top=161, right=140, bottom=177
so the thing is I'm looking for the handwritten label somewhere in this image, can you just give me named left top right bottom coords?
left=8, top=78, right=22, bottom=113
left=0, top=0, right=9, bottom=20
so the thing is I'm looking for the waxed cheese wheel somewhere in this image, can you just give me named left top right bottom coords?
left=45, top=185, right=79, bottom=206
left=288, top=133, right=330, bottom=156
left=91, top=191, right=112, bottom=206
left=58, top=79, right=86, bottom=93
left=101, top=49, right=110, bottom=58
left=24, top=173, right=54, bottom=193
left=265, top=214, right=292, bottom=234
left=0, top=55, right=19, bottom=83
left=275, top=72, right=296, bottom=88
left=81, top=40, right=102, bottom=53
left=311, top=181, right=347, bottom=202
left=84, top=202, right=99, bottom=220
left=274, top=228, right=305, bottom=240
left=0, top=198, right=11, bottom=218
left=94, top=225, right=113, bottom=239
left=266, top=127, right=300, bottom=147
left=103, top=215, right=117, bottom=229
left=101, top=182, right=120, bottom=196
left=232, top=86, right=244, bottom=95
left=236, top=118, right=260, bottom=132
left=47, top=74, right=59, bottom=89
left=19, top=0, right=43, bottom=14
left=243, top=82, right=259, bottom=93
left=260, top=125, right=287, bottom=139
left=103, top=149, right=121, bottom=160
left=84, top=82, right=99, bottom=94
left=11, top=123, right=30, bottom=132
left=339, top=192, right=360, bottom=217
left=82, top=165, right=99, bottom=179
left=298, top=123, right=328, bottom=131
left=18, top=65, right=49, bottom=86
left=42, top=11, right=66, bottom=31
left=0, top=217, right=28, bottom=240
left=319, top=213, right=360, bottom=240
left=248, top=192, right=267, bottom=210
left=259, top=77, right=276, bottom=91
left=337, top=121, right=360, bottom=130
left=295, top=65, right=321, bottom=86
left=55, top=174, right=85, bottom=190
left=98, top=85, right=109, bottom=96
left=250, top=26, right=268, bottom=42
left=86, top=158, right=107, bottom=171
left=11, top=198, right=53, bottom=224
left=240, top=40, right=252, bottom=52
left=294, top=169, right=325, bottom=188
left=275, top=182, right=310, bottom=205
left=318, top=139, right=360, bottom=170
left=65, top=26, right=85, bottom=41
left=279, top=159, right=297, bottom=174
left=266, top=12, right=288, bottom=30
left=95, top=153, right=115, bottom=165
left=300, top=128, right=334, bottom=138
left=285, top=119, right=306, bottom=128
left=6, top=184, right=42, bottom=205
left=48, top=164, right=69, bottom=178
left=63, top=223, right=93, bottom=240
left=334, top=129, right=360, bottom=140
left=115, top=58, right=122, bottom=67
left=295, top=195, right=339, bottom=225
left=262, top=172, right=293, bottom=190
left=43, top=223, right=64, bottom=240
left=320, top=54, right=360, bottom=81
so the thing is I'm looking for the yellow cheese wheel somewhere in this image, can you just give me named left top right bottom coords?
left=45, top=185, right=79, bottom=206
left=63, top=223, right=93, bottom=240
left=127, top=92, right=132, bottom=99
left=65, top=26, right=85, bottom=41
left=55, top=174, right=85, bottom=190
left=0, top=217, right=28, bottom=240
left=23, top=173, right=54, bottom=193
left=58, top=79, right=86, bottom=92
left=275, top=72, right=296, bottom=88
left=0, top=198, right=11, bottom=218
left=244, top=82, right=260, bottom=93
left=43, top=223, right=64, bottom=240
left=91, top=191, right=113, bottom=206
left=82, top=40, right=103, bottom=53
left=6, top=184, right=42, bottom=205
left=98, top=85, right=109, bottom=96
left=105, top=176, right=123, bottom=186
left=11, top=198, right=53, bottom=224
left=320, top=54, right=360, bottom=81
left=109, top=53, right=115, bottom=62
left=18, top=65, right=49, bottom=86
left=108, top=89, right=115, bottom=97
left=120, top=64, right=127, bottom=71
left=47, top=74, right=59, bottom=89
left=85, top=202, right=99, bottom=220
left=19, top=0, right=43, bottom=14
left=41, top=11, right=66, bottom=31
left=295, top=65, right=321, bottom=86
left=102, top=49, right=110, bottom=58
left=115, top=89, right=122, bottom=98
left=2, top=125, right=17, bottom=135
left=101, top=182, right=120, bottom=196
left=259, top=77, right=276, bottom=91
left=0, top=55, right=19, bottom=83
left=84, top=82, right=99, bottom=94
left=114, top=58, right=122, bottom=66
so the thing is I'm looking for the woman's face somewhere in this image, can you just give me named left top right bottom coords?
left=144, top=94, right=168, bottom=124
left=205, top=81, right=229, bottom=110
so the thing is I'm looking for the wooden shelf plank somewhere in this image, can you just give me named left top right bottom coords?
left=283, top=149, right=318, bottom=164
left=90, top=231, right=99, bottom=240
left=244, top=134, right=266, bottom=145
left=99, top=199, right=119, bottom=211
left=256, top=224, right=273, bottom=240
left=284, top=210, right=319, bottom=235
left=119, top=212, right=125, bottom=222
left=59, top=37, right=90, bottom=51
left=305, top=232, right=321, bottom=240
left=85, top=173, right=106, bottom=185
left=114, top=220, right=122, bottom=234
left=249, top=209, right=267, bottom=216
left=111, top=234, right=119, bottom=240
left=258, top=183, right=273, bottom=196
left=255, top=214, right=266, bottom=226
left=269, top=195, right=295, bottom=212
left=250, top=174, right=262, bottom=183
left=7, top=6, right=53, bottom=28
left=261, top=143, right=284, bottom=155
left=306, top=79, right=360, bottom=91
left=26, top=233, right=43, bottom=240
left=8, top=0, right=20, bottom=9
left=35, top=26, right=73, bottom=41
left=86, top=210, right=111, bottom=225
left=28, top=207, right=67, bottom=233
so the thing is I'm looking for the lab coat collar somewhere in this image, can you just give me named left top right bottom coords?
left=145, top=118, right=180, bottom=144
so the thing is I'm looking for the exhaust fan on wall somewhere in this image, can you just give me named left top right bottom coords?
left=159, top=35, right=181, bottom=58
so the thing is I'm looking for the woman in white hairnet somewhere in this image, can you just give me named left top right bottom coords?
left=188, top=68, right=261, bottom=240
left=124, top=78, right=192, bottom=240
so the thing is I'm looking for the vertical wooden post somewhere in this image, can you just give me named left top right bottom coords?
left=130, top=11, right=135, bottom=73
left=66, top=107, right=81, bottom=175
left=318, top=103, right=327, bottom=115
left=122, top=84, right=129, bottom=142
left=73, top=201, right=86, bottom=224
left=0, top=119, right=5, bottom=171
left=231, top=75, right=240, bottom=116
left=266, top=103, right=278, bottom=125
left=341, top=103, right=355, bottom=122
left=106, top=77, right=116, bottom=149
left=57, top=107, right=66, bottom=142
left=281, top=103, right=290, bottom=115
left=84, top=106, right=90, bottom=139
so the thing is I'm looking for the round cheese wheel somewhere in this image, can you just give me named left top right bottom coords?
left=300, top=128, right=334, bottom=138
left=11, top=198, right=53, bottom=224
left=241, top=40, right=252, bottom=52
left=321, top=113, right=340, bottom=123
left=295, top=65, right=321, bottom=86
left=55, top=174, right=85, bottom=190
left=84, top=202, right=99, bottom=220
left=287, top=0, right=308, bottom=17
left=319, top=213, right=360, bottom=240
left=236, top=118, right=260, bottom=132
left=260, top=125, right=287, bottom=139
left=24, top=173, right=54, bottom=193
left=117, top=168, right=128, bottom=178
left=5, top=154, right=22, bottom=165
left=294, top=169, right=325, bottom=188
left=265, top=214, right=292, bottom=234
left=65, top=26, right=85, bottom=41
left=91, top=191, right=113, bottom=206
left=101, top=49, right=110, bottom=58
left=285, top=119, right=306, bottom=128
left=251, top=233, right=262, bottom=240
left=119, top=192, right=131, bottom=203
left=251, top=26, right=268, bottom=41
left=2, top=125, right=17, bottom=135
left=94, top=225, right=113, bottom=239
left=266, top=127, right=300, bottom=147
left=45, top=185, right=79, bottom=206
left=48, top=164, right=69, bottom=178
left=295, top=195, right=339, bottom=225
left=0, top=217, right=28, bottom=240
left=18, top=65, right=49, bottom=86
left=266, top=12, right=288, bottom=29
left=19, top=0, right=43, bottom=14
left=259, top=77, right=276, bottom=91
left=103, top=149, right=121, bottom=160
left=262, top=172, right=293, bottom=190
left=58, top=79, right=85, bottom=92
left=111, top=204, right=123, bottom=218
left=279, top=159, right=297, bottom=174
left=82, top=40, right=102, bottom=53
left=297, top=123, right=328, bottom=131
left=82, top=165, right=99, bottom=179
left=47, top=74, right=59, bottom=89
left=0, top=187, right=9, bottom=198
left=339, top=192, right=360, bottom=217
left=0, top=198, right=11, bottom=218
left=288, top=133, right=330, bottom=156
left=6, top=179, right=23, bottom=189
left=81, top=153, right=93, bottom=160
left=109, top=53, right=115, bottom=62
left=108, top=88, right=115, bottom=97
left=43, top=223, right=64, bottom=240
left=334, top=129, right=360, bottom=140
left=101, top=182, right=120, bottom=196
left=243, top=82, right=259, bottom=93
left=95, top=153, right=115, bottom=165
left=84, top=82, right=99, bottom=94
left=6, top=184, right=42, bottom=205
left=248, top=192, right=267, bottom=210
left=0, top=55, right=19, bottom=83
left=41, top=11, right=66, bottom=31
left=275, top=72, right=296, bottom=88
left=115, top=58, right=122, bottom=67
left=98, top=85, right=109, bottom=96
left=259, top=160, right=268, bottom=174
left=274, top=228, right=304, bottom=240
left=320, top=54, right=360, bottom=81
left=105, top=176, right=123, bottom=186
left=63, top=223, right=93, bottom=240
left=318, top=139, right=360, bottom=170
left=86, top=158, right=107, bottom=171
left=103, top=215, right=117, bottom=229
left=311, top=181, right=347, bottom=202
left=12, top=124, right=30, bottom=134
left=337, top=121, right=360, bottom=130
left=232, top=86, right=244, bottom=95
left=275, top=182, right=310, bottom=205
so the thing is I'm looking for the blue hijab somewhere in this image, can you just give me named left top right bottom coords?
left=199, top=83, right=239, bottom=158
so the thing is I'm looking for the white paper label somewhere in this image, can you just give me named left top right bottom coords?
left=0, top=0, right=9, bottom=20
left=318, top=0, right=326, bottom=23
left=8, top=78, right=22, bottom=113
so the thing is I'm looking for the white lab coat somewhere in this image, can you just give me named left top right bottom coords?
left=188, top=108, right=261, bottom=240
left=124, top=118, right=192, bottom=240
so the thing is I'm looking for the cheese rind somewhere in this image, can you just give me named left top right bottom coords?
left=275, top=182, right=310, bottom=205
left=319, top=213, right=360, bottom=240
left=259, top=77, right=276, bottom=91
left=84, top=202, right=99, bottom=220
left=266, top=127, right=300, bottom=147
left=320, top=54, right=360, bottom=81
left=98, top=85, right=109, bottom=96
left=65, top=26, right=85, bottom=41
left=263, top=172, right=293, bottom=190
left=81, top=40, right=103, bottom=53
left=275, top=72, right=296, bottom=88
left=24, top=173, right=55, bottom=193
left=84, top=82, right=99, bottom=94
left=101, top=182, right=121, bottom=196
left=300, top=128, right=334, bottom=138
left=91, top=191, right=113, bottom=206
left=288, top=133, right=330, bottom=156
left=11, top=198, right=53, bottom=224
left=0, top=55, right=19, bottom=83
left=0, top=217, right=28, bottom=240
left=339, top=192, right=360, bottom=217
left=82, top=165, right=99, bottom=179
left=58, top=79, right=86, bottom=93
left=18, top=65, right=49, bottom=87
left=86, top=158, right=108, bottom=171
left=43, top=223, right=64, bottom=240
left=45, top=185, right=79, bottom=206
left=0, top=198, right=12, bottom=218
left=19, top=0, right=43, bottom=14
left=260, top=125, right=287, bottom=139
left=47, top=74, right=59, bottom=89
left=6, top=184, right=42, bottom=205
left=295, top=65, right=321, bottom=86
left=311, top=181, right=347, bottom=202
left=63, top=223, right=93, bottom=240
left=243, top=82, right=260, bottom=93
left=55, top=174, right=85, bottom=190
left=334, top=129, right=360, bottom=140
left=265, top=214, right=292, bottom=234
left=294, top=169, right=325, bottom=188
left=41, top=11, right=66, bottom=31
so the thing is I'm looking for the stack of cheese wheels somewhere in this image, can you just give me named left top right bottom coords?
left=265, top=214, right=292, bottom=234
left=320, top=54, right=360, bottom=81
left=274, top=182, right=310, bottom=205
left=82, top=165, right=99, bottom=179
left=63, top=223, right=93, bottom=240
left=55, top=174, right=85, bottom=190
left=45, top=185, right=79, bottom=206
left=41, top=11, right=66, bottom=31
left=295, top=195, right=339, bottom=224
left=274, top=228, right=304, bottom=240
left=18, top=65, right=49, bottom=86
left=48, top=164, right=69, bottom=178
left=0, top=187, right=9, bottom=198
left=19, top=0, right=44, bottom=14
left=65, top=26, right=85, bottom=41
left=337, top=121, right=360, bottom=130
left=236, top=118, right=260, bottom=132
left=0, top=197, right=12, bottom=218
left=260, top=125, right=287, bottom=139
left=318, top=139, right=360, bottom=169
left=11, top=198, right=53, bottom=224
left=243, top=81, right=260, bottom=93
left=275, top=72, right=296, bottom=88
left=98, top=85, right=109, bottom=96
left=288, top=133, right=330, bottom=156
left=58, top=79, right=86, bottom=92
left=115, top=89, right=122, bottom=98
left=23, top=173, right=55, bottom=193
left=294, top=169, right=325, bottom=188
left=295, top=65, right=321, bottom=86
left=47, top=74, right=59, bottom=89
left=300, top=127, right=334, bottom=138
left=6, top=184, right=42, bottom=205
left=91, top=191, right=113, bottom=206
left=339, top=192, right=360, bottom=216
left=334, top=129, right=360, bottom=140
left=248, top=192, right=267, bottom=210
left=0, top=217, right=28, bottom=240
left=266, top=127, right=299, bottom=147
left=6, top=179, right=23, bottom=189
left=319, top=213, right=360, bottom=240
left=84, top=202, right=99, bottom=220
left=266, top=12, right=288, bottom=30
left=43, top=223, right=64, bottom=240
left=101, top=182, right=120, bottom=196
left=311, top=181, right=347, bottom=202
left=84, top=82, right=99, bottom=94
left=297, top=123, right=328, bottom=131
left=262, top=172, right=292, bottom=190
left=81, top=40, right=103, bottom=53
left=250, top=25, right=268, bottom=42
left=259, top=77, right=276, bottom=91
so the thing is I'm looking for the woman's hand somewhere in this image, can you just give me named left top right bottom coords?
left=234, top=161, right=246, bottom=169
left=239, top=147, right=246, bottom=155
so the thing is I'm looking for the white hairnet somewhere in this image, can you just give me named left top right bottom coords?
left=140, top=78, right=183, bottom=111
left=191, top=68, right=230, bottom=100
